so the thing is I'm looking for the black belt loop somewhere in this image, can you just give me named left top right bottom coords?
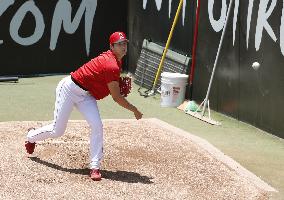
left=71, top=75, right=88, bottom=91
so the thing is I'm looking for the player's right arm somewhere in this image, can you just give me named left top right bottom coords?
left=107, top=81, right=143, bottom=120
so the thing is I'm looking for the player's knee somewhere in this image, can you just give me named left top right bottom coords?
left=51, top=130, right=64, bottom=138
left=50, top=128, right=65, bottom=138
left=50, top=123, right=66, bottom=138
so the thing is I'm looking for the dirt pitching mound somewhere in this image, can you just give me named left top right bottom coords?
left=0, top=118, right=273, bottom=199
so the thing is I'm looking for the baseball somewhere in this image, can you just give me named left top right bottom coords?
left=252, top=62, right=260, bottom=70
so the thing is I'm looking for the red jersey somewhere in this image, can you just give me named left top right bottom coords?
left=70, top=50, right=122, bottom=100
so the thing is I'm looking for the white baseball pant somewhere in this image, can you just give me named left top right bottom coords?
left=27, top=76, right=103, bottom=169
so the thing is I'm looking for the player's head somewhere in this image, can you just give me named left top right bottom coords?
left=109, top=32, right=128, bottom=60
left=109, top=32, right=128, bottom=46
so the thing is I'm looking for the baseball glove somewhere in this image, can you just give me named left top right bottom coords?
left=119, top=76, right=132, bottom=97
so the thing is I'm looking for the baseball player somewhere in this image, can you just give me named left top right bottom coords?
left=25, top=31, right=143, bottom=181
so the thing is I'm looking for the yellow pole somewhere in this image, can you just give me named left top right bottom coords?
left=151, top=0, right=184, bottom=93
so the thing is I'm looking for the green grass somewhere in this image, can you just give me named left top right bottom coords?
left=1, top=75, right=283, bottom=199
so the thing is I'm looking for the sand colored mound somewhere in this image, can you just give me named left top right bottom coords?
left=0, top=119, right=274, bottom=199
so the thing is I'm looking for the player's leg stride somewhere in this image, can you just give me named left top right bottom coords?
left=90, top=169, right=102, bottom=181
left=25, top=128, right=36, bottom=154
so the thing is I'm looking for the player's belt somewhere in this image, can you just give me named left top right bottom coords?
left=71, top=75, right=88, bottom=91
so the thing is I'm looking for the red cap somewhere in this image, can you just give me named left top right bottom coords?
left=109, top=32, right=128, bottom=45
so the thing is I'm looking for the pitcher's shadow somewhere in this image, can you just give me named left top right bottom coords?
left=29, top=157, right=153, bottom=184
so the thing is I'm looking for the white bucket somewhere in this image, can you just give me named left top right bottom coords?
left=160, top=72, right=188, bottom=107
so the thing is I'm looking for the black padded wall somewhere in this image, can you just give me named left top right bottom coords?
left=194, top=0, right=284, bottom=138
left=0, top=0, right=127, bottom=76
left=127, top=0, right=195, bottom=73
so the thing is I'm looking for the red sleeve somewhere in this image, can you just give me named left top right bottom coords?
left=103, top=64, right=120, bottom=84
